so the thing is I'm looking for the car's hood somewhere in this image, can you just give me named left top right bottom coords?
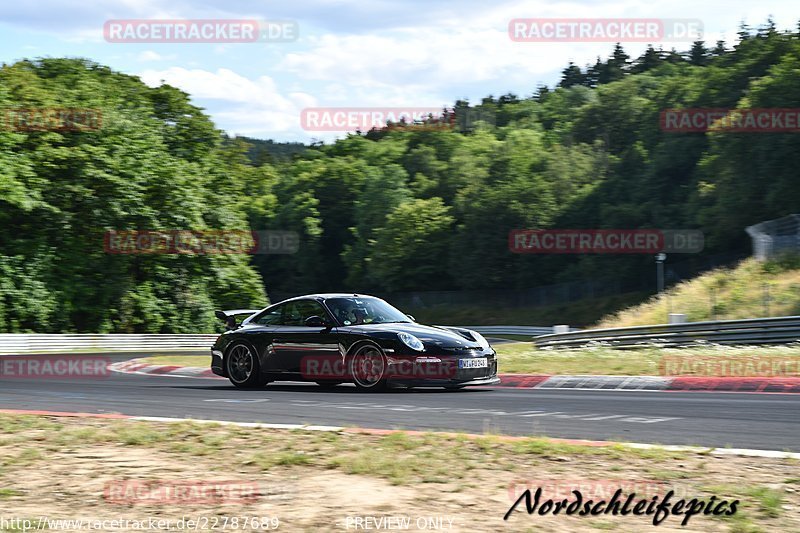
left=338, top=322, right=483, bottom=349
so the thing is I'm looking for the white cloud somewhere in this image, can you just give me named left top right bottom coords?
left=4, top=0, right=795, bottom=141
left=136, top=50, right=175, bottom=62
left=138, top=66, right=316, bottom=138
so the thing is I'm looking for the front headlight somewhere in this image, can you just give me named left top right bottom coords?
left=398, top=331, right=425, bottom=351
left=470, top=331, right=491, bottom=350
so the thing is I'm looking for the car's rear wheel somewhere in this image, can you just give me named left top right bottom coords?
left=349, top=343, right=388, bottom=392
left=226, top=342, right=268, bottom=389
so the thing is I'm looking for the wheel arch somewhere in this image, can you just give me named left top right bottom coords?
left=344, top=338, right=386, bottom=359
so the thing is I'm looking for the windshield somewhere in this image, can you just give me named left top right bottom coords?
left=324, top=297, right=411, bottom=326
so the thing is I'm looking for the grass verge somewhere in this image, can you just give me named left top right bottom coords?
left=598, top=257, right=800, bottom=328
left=495, top=343, right=800, bottom=375
left=0, top=414, right=797, bottom=532
left=140, top=355, right=211, bottom=367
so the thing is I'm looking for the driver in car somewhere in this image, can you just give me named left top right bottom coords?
left=352, top=307, right=368, bottom=325
left=330, top=300, right=371, bottom=325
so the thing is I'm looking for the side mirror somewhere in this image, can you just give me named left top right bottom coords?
left=305, top=315, right=329, bottom=328
left=406, top=314, right=416, bottom=322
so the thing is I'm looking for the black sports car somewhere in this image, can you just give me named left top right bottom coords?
left=211, top=294, right=500, bottom=391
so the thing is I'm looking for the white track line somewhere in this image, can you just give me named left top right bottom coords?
left=127, top=415, right=800, bottom=459
left=130, top=416, right=344, bottom=432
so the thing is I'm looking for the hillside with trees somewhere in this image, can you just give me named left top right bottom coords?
left=1, top=20, right=798, bottom=332
left=0, top=59, right=267, bottom=332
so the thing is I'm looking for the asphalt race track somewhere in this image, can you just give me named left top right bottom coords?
left=1, top=353, right=798, bottom=452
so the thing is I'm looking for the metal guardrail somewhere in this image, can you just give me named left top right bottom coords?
left=533, top=316, right=800, bottom=349
left=0, top=326, right=559, bottom=354
left=458, top=326, right=557, bottom=336
left=0, top=334, right=220, bottom=355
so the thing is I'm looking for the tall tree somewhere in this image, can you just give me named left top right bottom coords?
left=558, top=62, right=586, bottom=88
left=632, top=45, right=662, bottom=73
left=689, top=41, right=709, bottom=66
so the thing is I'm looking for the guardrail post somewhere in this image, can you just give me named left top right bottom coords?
left=668, top=314, right=687, bottom=324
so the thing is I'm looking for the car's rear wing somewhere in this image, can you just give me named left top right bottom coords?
left=214, top=309, right=261, bottom=330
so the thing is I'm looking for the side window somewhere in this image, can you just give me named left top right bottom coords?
left=281, top=300, right=328, bottom=326
left=254, top=305, right=284, bottom=325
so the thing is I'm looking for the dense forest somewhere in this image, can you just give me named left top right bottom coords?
left=1, top=20, right=798, bottom=332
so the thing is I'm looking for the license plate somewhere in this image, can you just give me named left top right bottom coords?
left=459, top=358, right=488, bottom=369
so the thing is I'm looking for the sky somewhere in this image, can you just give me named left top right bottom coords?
left=0, top=1, right=796, bottom=143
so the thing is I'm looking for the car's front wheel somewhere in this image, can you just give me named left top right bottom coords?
left=226, top=342, right=269, bottom=389
left=349, top=343, right=387, bottom=392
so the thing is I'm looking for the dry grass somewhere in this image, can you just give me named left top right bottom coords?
left=495, top=343, right=800, bottom=376
left=597, top=257, right=800, bottom=328
left=495, top=343, right=661, bottom=375
left=143, top=355, right=211, bottom=366
left=0, top=414, right=797, bottom=532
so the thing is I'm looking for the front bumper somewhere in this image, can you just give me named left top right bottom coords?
left=386, top=352, right=498, bottom=386
left=389, top=374, right=501, bottom=387
left=211, top=349, right=225, bottom=377
left=454, top=375, right=501, bottom=386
